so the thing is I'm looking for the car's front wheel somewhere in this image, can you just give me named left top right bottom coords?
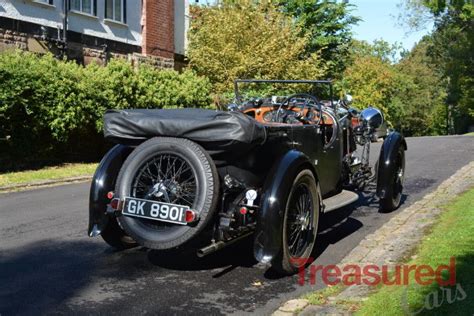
left=272, top=170, right=320, bottom=275
left=379, top=147, right=405, bottom=211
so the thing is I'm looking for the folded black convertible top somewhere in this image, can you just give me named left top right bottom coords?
left=104, top=108, right=267, bottom=150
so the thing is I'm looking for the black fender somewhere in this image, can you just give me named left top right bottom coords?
left=376, top=131, right=407, bottom=199
left=88, top=144, right=133, bottom=237
left=253, top=150, right=319, bottom=263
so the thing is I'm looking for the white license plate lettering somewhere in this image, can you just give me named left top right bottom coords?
left=159, top=204, right=169, bottom=219
left=150, top=203, right=160, bottom=217
left=127, top=199, right=137, bottom=214
left=136, top=201, right=145, bottom=215
left=169, top=206, right=180, bottom=221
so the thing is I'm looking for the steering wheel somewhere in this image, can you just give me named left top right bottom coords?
left=274, top=93, right=322, bottom=125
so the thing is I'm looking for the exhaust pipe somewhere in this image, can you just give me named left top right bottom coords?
left=197, top=241, right=226, bottom=257
left=197, top=231, right=253, bottom=257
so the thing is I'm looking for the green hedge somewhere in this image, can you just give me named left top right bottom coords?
left=0, top=51, right=212, bottom=170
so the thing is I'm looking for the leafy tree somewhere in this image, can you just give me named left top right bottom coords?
left=340, top=47, right=397, bottom=119
left=188, top=2, right=327, bottom=97
left=429, top=17, right=474, bottom=133
left=395, top=37, right=447, bottom=135
left=274, top=0, right=360, bottom=77
left=421, top=0, right=474, bottom=18
left=340, top=40, right=405, bottom=121
left=341, top=39, right=446, bottom=136
left=399, top=0, right=474, bottom=133
left=349, top=39, right=405, bottom=64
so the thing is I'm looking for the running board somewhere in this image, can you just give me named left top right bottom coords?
left=323, top=190, right=359, bottom=213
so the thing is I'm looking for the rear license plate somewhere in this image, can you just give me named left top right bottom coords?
left=122, top=197, right=189, bottom=225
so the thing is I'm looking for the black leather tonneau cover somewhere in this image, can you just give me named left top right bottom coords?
left=104, top=108, right=266, bottom=150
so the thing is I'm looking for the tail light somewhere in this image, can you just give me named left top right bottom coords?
left=110, top=198, right=122, bottom=210
left=239, top=207, right=248, bottom=215
left=185, top=209, right=197, bottom=223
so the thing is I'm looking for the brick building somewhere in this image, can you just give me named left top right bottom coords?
left=0, top=0, right=189, bottom=69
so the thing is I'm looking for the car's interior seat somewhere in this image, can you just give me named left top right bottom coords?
left=320, top=112, right=334, bottom=125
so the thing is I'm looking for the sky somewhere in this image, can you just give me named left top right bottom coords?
left=349, top=0, right=433, bottom=50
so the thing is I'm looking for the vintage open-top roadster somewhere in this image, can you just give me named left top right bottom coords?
left=88, top=79, right=406, bottom=274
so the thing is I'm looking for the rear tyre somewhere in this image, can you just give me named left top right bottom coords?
left=101, top=219, right=137, bottom=250
left=272, top=170, right=320, bottom=275
left=116, top=137, right=219, bottom=250
left=379, top=148, right=405, bottom=211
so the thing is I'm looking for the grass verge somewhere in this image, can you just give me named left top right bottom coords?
left=356, top=188, right=474, bottom=315
left=303, top=284, right=344, bottom=305
left=0, top=163, right=97, bottom=187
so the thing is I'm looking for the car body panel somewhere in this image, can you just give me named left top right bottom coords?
left=88, top=144, right=132, bottom=237
left=253, top=149, right=319, bottom=263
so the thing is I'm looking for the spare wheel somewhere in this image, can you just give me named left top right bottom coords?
left=116, top=137, right=219, bottom=249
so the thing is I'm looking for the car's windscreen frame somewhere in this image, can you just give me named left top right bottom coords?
left=233, top=79, right=334, bottom=110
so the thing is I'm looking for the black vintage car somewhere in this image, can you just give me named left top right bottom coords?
left=88, top=79, right=406, bottom=274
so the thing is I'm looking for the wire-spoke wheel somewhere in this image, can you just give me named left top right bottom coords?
left=272, top=169, right=320, bottom=275
left=287, top=184, right=314, bottom=257
left=131, top=153, right=197, bottom=230
left=116, top=137, right=219, bottom=250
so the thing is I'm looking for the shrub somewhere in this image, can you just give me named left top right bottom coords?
left=0, top=50, right=212, bottom=170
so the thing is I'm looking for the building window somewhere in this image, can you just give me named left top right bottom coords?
left=34, top=0, right=54, bottom=5
left=70, top=0, right=97, bottom=16
left=105, top=0, right=127, bottom=23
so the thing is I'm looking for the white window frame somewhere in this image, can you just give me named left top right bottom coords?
left=33, top=0, right=54, bottom=5
left=70, top=0, right=97, bottom=16
left=105, top=0, right=126, bottom=24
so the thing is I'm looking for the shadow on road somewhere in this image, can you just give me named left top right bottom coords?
left=0, top=240, right=103, bottom=315
left=264, top=213, right=364, bottom=280
left=147, top=237, right=257, bottom=276
left=352, top=184, right=410, bottom=214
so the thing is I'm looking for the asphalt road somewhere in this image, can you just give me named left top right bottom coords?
left=1, top=136, right=473, bottom=315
